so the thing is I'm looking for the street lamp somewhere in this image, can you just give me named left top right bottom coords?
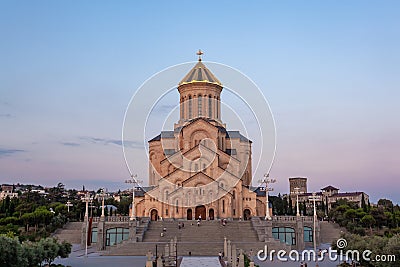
left=99, top=188, right=106, bottom=218
left=259, top=174, right=276, bottom=220
left=309, top=192, right=319, bottom=265
left=82, top=192, right=93, bottom=257
left=294, top=187, right=300, bottom=216
left=125, top=174, right=142, bottom=221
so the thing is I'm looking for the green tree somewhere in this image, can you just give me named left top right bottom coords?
left=0, top=235, right=24, bottom=267
left=361, top=193, right=367, bottom=212
left=38, top=237, right=61, bottom=265
left=344, top=209, right=357, bottom=223
left=288, top=197, right=293, bottom=215
left=361, top=214, right=376, bottom=234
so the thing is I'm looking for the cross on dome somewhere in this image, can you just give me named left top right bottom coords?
left=196, top=49, right=204, bottom=61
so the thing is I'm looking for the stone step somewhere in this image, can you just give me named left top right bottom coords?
left=53, top=222, right=82, bottom=244
left=319, top=221, right=343, bottom=244
left=105, top=241, right=284, bottom=256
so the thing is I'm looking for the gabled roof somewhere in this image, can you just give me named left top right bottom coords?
left=321, top=185, right=339, bottom=191
left=179, top=61, right=222, bottom=86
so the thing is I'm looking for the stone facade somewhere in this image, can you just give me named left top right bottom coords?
left=134, top=59, right=267, bottom=221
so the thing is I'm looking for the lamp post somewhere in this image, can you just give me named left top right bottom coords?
left=99, top=188, right=106, bottom=218
left=125, top=174, right=142, bottom=221
left=89, top=199, right=96, bottom=218
left=309, top=192, right=319, bottom=265
left=259, top=174, right=276, bottom=220
left=294, top=187, right=300, bottom=216
left=82, top=192, right=93, bottom=257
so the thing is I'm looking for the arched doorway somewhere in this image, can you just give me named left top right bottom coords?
left=243, top=209, right=251, bottom=220
left=209, top=208, right=214, bottom=220
left=187, top=209, right=192, bottom=220
left=150, top=209, right=158, bottom=221
left=195, top=205, right=206, bottom=220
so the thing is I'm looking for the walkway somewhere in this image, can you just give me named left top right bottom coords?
left=180, top=256, right=221, bottom=267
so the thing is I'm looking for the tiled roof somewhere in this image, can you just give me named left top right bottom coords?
left=227, top=131, right=251, bottom=142
left=321, top=185, right=339, bottom=191
left=179, top=61, right=221, bottom=86
left=332, top=192, right=364, bottom=197
left=148, top=131, right=175, bottom=142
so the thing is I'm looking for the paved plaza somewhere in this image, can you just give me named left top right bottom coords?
left=180, top=256, right=221, bottom=267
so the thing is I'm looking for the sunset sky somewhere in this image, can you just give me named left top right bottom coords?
left=1, top=1, right=399, bottom=203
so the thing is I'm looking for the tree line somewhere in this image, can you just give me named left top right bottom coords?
left=0, top=235, right=71, bottom=267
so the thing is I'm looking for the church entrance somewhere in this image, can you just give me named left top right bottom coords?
left=195, top=205, right=206, bottom=220
left=187, top=209, right=192, bottom=220
left=150, top=209, right=158, bottom=221
left=209, top=208, right=214, bottom=220
left=243, top=209, right=251, bottom=220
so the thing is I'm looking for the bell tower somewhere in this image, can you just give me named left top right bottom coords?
left=175, top=50, right=224, bottom=129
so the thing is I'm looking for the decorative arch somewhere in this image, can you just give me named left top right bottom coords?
left=150, top=209, right=158, bottom=221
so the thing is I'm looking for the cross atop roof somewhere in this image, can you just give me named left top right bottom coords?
left=196, top=49, right=203, bottom=61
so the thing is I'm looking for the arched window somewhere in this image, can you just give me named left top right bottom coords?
left=208, top=95, right=212, bottom=118
left=222, top=199, right=225, bottom=213
left=189, top=95, right=192, bottom=119
left=272, top=227, right=296, bottom=245
left=198, top=95, right=202, bottom=116
left=176, top=200, right=179, bottom=213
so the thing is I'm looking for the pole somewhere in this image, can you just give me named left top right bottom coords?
left=313, top=192, right=317, bottom=264
left=132, top=179, right=135, bottom=220
left=295, top=187, right=300, bottom=216
left=101, top=189, right=105, bottom=218
left=260, top=174, right=276, bottom=220
left=125, top=175, right=142, bottom=221
left=265, top=187, right=270, bottom=220
left=83, top=192, right=91, bottom=257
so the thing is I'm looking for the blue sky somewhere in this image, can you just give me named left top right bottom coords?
left=0, top=1, right=399, bottom=203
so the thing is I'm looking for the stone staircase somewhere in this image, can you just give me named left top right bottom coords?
left=105, top=220, right=288, bottom=256
left=319, top=221, right=344, bottom=244
left=53, top=222, right=82, bottom=244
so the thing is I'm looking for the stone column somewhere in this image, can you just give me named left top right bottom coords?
left=129, top=219, right=137, bottom=242
left=264, top=220, right=273, bottom=241
left=164, top=244, right=170, bottom=258
left=224, top=237, right=227, bottom=259
left=169, top=238, right=174, bottom=257
left=81, top=220, right=86, bottom=248
left=227, top=240, right=232, bottom=267
left=157, top=256, right=163, bottom=267
left=232, top=244, right=237, bottom=267
left=96, top=217, right=105, bottom=251
left=296, top=217, right=305, bottom=251
left=238, top=250, right=245, bottom=267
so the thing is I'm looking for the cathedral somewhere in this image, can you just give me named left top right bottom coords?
left=135, top=53, right=269, bottom=221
